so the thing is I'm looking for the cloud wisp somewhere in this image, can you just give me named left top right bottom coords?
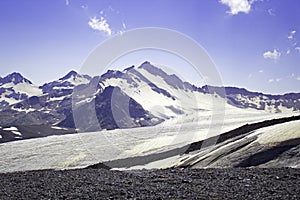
left=220, top=0, right=254, bottom=15
left=263, top=49, right=281, bottom=61
left=285, top=30, right=299, bottom=54
left=288, top=30, right=296, bottom=40
left=88, top=16, right=112, bottom=36
left=87, top=5, right=126, bottom=37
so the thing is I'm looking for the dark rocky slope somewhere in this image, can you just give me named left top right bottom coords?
left=0, top=168, right=299, bottom=199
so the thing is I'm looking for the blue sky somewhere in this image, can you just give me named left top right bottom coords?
left=0, top=0, right=299, bottom=94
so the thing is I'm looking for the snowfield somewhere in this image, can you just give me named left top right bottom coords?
left=0, top=110, right=295, bottom=173
left=256, top=120, right=300, bottom=145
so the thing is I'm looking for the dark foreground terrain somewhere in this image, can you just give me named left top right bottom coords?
left=0, top=168, right=299, bottom=199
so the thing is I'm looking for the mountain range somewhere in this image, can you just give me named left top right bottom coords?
left=0, top=61, right=299, bottom=143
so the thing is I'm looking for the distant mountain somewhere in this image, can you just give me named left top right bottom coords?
left=100, top=61, right=299, bottom=116
left=0, top=68, right=161, bottom=135
left=0, top=72, right=42, bottom=110
left=202, top=85, right=300, bottom=112
left=40, top=70, right=91, bottom=94
left=0, top=72, right=32, bottom=85
left=99, top=61, right=213, bottom=119
left=0, top=62, right=299, bottom=143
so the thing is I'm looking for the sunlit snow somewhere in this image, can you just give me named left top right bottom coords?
left=0, top=111, right=293, bottom=173
left=3, top=127, right=18, bottom=131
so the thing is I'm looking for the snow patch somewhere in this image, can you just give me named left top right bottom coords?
left=113, top=155, right=181, bottom=170
left=75, top=97, right=95, bottom=105
left=49, top=96, right=66, bottom=101
left=3, top=127, right=18, bottom=131
left=51, top=126, right=68, bottom=130
left=12, top=107, right=35, bottom=113
left=12, top=131, right=22, bottom=136
left=53, top=86, right=73, bottom=90
left=13, top=82, right=42, bottom=96
left=0, top=92, right=20, bottom=105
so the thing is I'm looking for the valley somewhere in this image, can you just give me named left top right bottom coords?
left=0, top=62, right=299, bottom=173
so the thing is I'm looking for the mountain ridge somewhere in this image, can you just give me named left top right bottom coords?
left=1, top=67, right=299, bottom=96
left=1, top=62, right=300, bottom=114
left=0, top=62, right=299, bottom=143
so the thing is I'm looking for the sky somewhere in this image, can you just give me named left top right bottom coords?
left=0, top=0, right=299, bottom=94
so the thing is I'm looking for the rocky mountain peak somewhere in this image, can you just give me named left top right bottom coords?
left=59, top=70, right=78, bottom=81
left=0, top=72, right=32, bottom=86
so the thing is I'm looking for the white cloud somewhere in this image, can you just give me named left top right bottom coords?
left=268, top=79, right=274, bottom=83
left=65, top=0, right=69, bottom=6
left=248, top=74, right=252, bottom=79
left=288, top=30, right=296, bottom=40
left=259, top=70, right=263, bottom=73
left=263, top=49, right=281, bottom=61
left=295, top=47, right=300, bottom=53
left=220, top=0, right=254, bottom=15
left=286, top=48, right=291, bottom=54
left=297, top=77, right=300, bottom=81
left=88, top=16, right=112, bottom=36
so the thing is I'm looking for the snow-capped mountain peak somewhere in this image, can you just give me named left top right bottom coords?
left=0, top=72, right=42, bottom=110
left=59, top=70, right=78, bottom=81
left=138, top=61, right=168, bottom=77
left=40, top=70, right=91, bottom=94
left=99, top=62, right=212, bottom=119
left=202, top=85, right=300, bottom=113
left=58, top=70, right=91, bottom=86
left=0, top=63, right=299, bottom=135
left=0, top=72, right=32, bottom=86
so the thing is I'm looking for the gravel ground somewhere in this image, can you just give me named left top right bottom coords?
left=0, top=168, right=299, bottom=199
